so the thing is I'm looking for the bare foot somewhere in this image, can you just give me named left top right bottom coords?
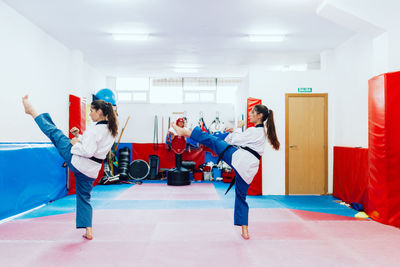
left=241, top=225, right=250, bottom=240
left=170, top=123, right=192, bottom=137
left=82, top=227, right=93, bottom=240
left=22, top=95, right=38, bottom=118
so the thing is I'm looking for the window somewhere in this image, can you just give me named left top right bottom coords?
left=184, top=92, right=200, bottom=102
left=199, top=92, right=215, bottom=102
left=217, top=86, right=238, bottom=104
left=116, top=77, right=149, bottom=103
left=115, top=76, right=242, bottom=104
left=183, top=78, right=216, bottom=91
left=216, top=78, right=242, bottom=104
left=150, top=87, right=183, bottom=103
left=182, top=78, right=216, bottom=103
left=150, top=78, right=183, bottom=103
left=117, top=91, right=132, bottom=102
left=116, top=77, right=149, bottom=91
left=132, top=92, right=148, bottom=102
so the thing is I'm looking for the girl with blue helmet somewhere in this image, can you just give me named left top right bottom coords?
left=22, top=95, right=118, bottom=240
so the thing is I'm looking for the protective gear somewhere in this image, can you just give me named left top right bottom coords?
left=93, top=88, right=116, bottom=106
left=176, top=118, right=185, bottom=125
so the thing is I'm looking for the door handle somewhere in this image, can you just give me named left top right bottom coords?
left=289, top=145, right=297, bottom=148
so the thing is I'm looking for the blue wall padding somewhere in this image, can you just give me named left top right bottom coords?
left=0, top=143, right=68, bottom=220
left=205, top=151, right=218, bottom=164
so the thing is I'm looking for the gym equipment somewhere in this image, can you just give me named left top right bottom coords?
left=182, top=161, right=195, bottom=171
left=98, top=161, right=120, bottom=185
left=193, top=171, right=203, bottom=181
left=128, top=159, right=150, bottom=180
left=222, top=168, right=235, bottom=183
left=246, top=97, right=263, bottom=196
left=93, top=88, right=116, bottom=106
left=209, top=112, right=225, bottom=134
left=118, top=147, right=130, bottom=180
left=148, top=154, right=159, bottom=179
left=68, top=94, right=87, bottom=194
left=198, top=111, right=209, bottom=133
left=368, top=71, right=400, bottom=227
left=108, top=116, right=130, bottom=175
left=167, top=136, right=191, bottom=186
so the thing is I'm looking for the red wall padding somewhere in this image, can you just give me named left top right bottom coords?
left=68, top=95, right=84, bottom=194
left=68, top=95, right=86, bottom=139
left=247, top=97, right=262, bottom=195
left=68, top=95, right=101, bottom=194
left=246, top=97, right=261, bottom=128
left=368, top=71, right=400, bottom=227
left=248, top=161, right=262, bottom=196
left=333, top=147, right=368, bottom=208
left=131, top=143, right=205, bottom=170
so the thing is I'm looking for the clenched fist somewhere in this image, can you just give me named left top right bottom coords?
left=70, top=127, right=79, bottom=137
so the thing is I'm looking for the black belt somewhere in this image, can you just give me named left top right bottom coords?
left=217, top=145, right=261, bottom=164
left=217, top=145, right=233, bottom=164
left=219, top=146, right=261, bottom=195
left=240, top=146, right=261, bottom=160
left=89, top=156, right=105, bottom=164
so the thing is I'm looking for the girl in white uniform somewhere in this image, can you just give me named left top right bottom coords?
left=171, top=104, right=279, bottom=239
left=22, top=95, right=118, bottom=240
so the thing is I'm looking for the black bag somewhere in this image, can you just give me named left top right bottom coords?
left=148, top=154, right=159, bottom=179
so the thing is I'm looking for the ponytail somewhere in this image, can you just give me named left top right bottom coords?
left=254, top=104, right=280, bottom=150
left=265, top=110, right=280, bottom=150
left=91, top=100, right=119, bottom=137
left=105, top=103, right=118, bottom=137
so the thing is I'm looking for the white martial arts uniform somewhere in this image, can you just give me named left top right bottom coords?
left=224, top=126, right=266, bottom=184
left=71, top=121, right=115, bottom=178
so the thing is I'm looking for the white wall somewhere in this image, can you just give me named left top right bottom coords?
left=117, top=103, right=235, bottom=143
left=234, top=74, right=249, bottom=123
left=0, top=1, right=106, bottom=142
left=248, top=68, right=332, bottom=194
left=249, top=31, right=391, bottom=195
left=329, top=33, right=374, bottom=148
left=316, top=1, right=400, bottom=198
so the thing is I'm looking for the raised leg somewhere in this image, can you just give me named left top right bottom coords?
left=34, top=113, right=75, bottom=166
left=22, top=95, right=38, bottom=118
left=189, top=127, right=237, bottom=165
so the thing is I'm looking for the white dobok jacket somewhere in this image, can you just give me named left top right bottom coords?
left=224, top=125, right=266, bottom=184
left=71, top=121, right=115, bottom=178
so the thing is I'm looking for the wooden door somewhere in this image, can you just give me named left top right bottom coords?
left=285, top=94, right=328, bottom=194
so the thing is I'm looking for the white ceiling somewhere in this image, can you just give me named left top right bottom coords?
left=4, top=0, right=355, bottom=77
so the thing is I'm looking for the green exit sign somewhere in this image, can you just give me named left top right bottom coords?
left=298, top=88, right=312, bottom=93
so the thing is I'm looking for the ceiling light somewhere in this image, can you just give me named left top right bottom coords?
left=266, top=64, right=307, bottom=71
left=248, top=34, right=285, bottom=42
left=173, top=64, right=202, bottom=69
left=112, top=34, right=149, bottom=41
left=173, top=68, right=199, bottom=73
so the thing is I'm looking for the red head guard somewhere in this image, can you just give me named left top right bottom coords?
left=176, top=118, right=185, bottom=125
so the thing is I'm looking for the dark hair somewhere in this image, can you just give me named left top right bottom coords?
left=254, top=104, right=280, bottom=150
left=91, top=100, right=118, bottom=137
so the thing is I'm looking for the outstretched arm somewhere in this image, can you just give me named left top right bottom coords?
left=224, top=127, right=253, bottom=146
left=170, top=123, right=192, bottom=137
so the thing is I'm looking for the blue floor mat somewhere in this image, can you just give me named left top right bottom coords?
left=17, top=181, right=358, bottom=219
